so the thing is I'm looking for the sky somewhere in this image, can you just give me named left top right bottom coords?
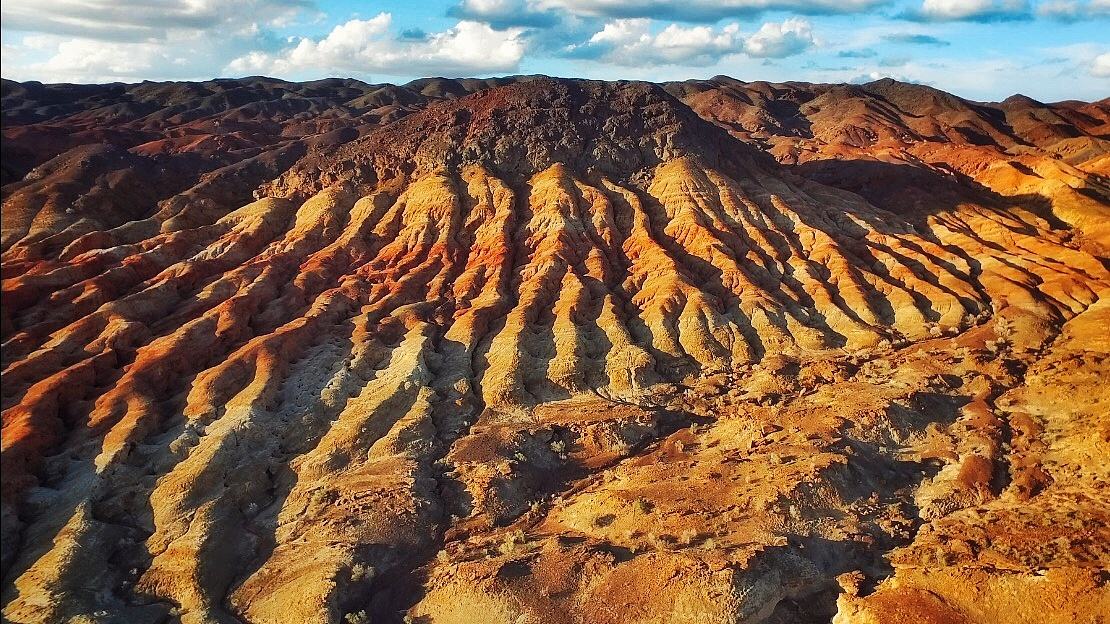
left=1, top=0, right=1108, bottom=102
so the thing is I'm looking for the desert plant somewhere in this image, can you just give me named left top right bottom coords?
left=499, top=529, right=527, bottom=554
left=350, top=563, right=375, bottom=582
left=344, top=611, right=370, bottom=624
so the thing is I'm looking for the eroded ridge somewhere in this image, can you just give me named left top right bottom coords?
left=2, top=77, right=1108, bottom=624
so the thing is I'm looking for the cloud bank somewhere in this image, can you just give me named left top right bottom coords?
left=226, top=14, right=527, bottom=77
left=0, top=0, right=1106, bottom=101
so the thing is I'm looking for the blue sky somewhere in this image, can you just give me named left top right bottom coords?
left=1, top=0, right=1107, bottom=101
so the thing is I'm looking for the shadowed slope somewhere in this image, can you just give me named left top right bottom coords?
left=665, top=76, right=1110, bottom=250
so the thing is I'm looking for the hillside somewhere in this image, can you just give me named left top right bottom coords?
left=2, top=75, right=1108, bottom=624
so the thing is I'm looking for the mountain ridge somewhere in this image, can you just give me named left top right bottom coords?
left=2, top=74, right=1108, bottom=624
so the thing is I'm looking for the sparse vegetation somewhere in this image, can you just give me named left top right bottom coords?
left=499, top=529, right=527, bottom=555
left=344, top=611, right=370, bottom=624
left=350, top=563, right=375, bottom=582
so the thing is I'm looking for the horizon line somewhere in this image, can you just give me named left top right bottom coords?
left=3, top=72, right=1107, bottom=106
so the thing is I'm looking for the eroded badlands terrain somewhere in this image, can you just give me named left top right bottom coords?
left=2, top=76, right=1109, bottom=623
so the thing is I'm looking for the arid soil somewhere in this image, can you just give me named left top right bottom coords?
left=2, top=76, right=1108, bottom=624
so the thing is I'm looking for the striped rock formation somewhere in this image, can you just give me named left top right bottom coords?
left=2, top=78, right=1108, bottom=624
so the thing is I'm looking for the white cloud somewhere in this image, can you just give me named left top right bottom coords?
left=1041, top=42, right=1110, bottom=85
left=744, top=18, right=815, bottom=58
left=586, top=18, right=648, bottom=45
left=226, top=14, right=527, bottom=78
left=1091, top=52, right=1110, bottom=77
left=567, top=17, right=815, bottom=66
left=566, top=19, right=743, bottom=66
left=0, top=0, right=1105, bottom=101
left=1037, top=0, right=1110, bottom=19
left=0, top=0, right=316, bottom=82
left=0, top=0, right=308, bottom=42
left=918, top=0, right=1030, bottom=20
left=35, top=38, right=163, bottom=78
left=6, top=31, right=242, bottom=82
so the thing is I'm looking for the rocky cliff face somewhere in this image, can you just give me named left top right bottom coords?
left=2, top=76, right=1108, bottom=624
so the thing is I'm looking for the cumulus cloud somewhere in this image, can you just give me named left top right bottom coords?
left=226, top=14, right=526, bottom=77
left=743, top=18, right=815, bottom=58
left=8, top=30, right=264, bottom=83
left=565, top=17, right=815, bottom=66
left=913, top=0, right=1031, bottom=21
left=1, top=0, right=317, bottom=82
left=28, top=37, right=175, bottom=80
left=565, top=19, right=743, bottom=66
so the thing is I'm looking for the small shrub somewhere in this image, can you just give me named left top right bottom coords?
left=350, top=563, right=375, bottom=582
left=344, top=611, right=370, bottom=624
left=499, top=529, right=527, bottom=555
